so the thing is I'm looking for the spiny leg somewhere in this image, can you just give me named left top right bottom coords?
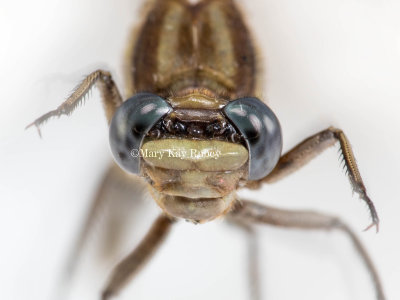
left=229, top=200, right=386, bottom=300
left=246, top=127, right=379, bottom=231
left=227, top=218, right=262, bottom=300
left=27, top=69, right=122, bottom=135
left=102, top=214, right=175, bottom=300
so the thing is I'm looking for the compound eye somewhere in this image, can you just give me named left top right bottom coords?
left=223, top=97, right=282, bottom=180
left=109, top=93, right=172, bottom=174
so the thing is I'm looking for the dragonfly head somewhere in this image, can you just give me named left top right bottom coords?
left=109, top=92, right=282, bottom=222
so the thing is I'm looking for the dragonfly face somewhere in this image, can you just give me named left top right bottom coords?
left=109, top=91, right=282, bottom=222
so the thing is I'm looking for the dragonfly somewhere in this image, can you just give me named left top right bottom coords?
left=27, top=0, right=385, bottom=299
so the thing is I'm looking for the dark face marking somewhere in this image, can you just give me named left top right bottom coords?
left=148, top=110, right=241, bottom=142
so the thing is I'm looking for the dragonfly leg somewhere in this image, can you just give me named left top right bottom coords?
left=27, top=69, right=123, bottom=135
left=101, top=214, right=175, bottom=300
left=246, top=127, right=379, bottom=232
left=63, top=165, right=146, bottom=280
left=227, top=217, right=262, bottom=300
left=229, top=200, right=386, bottom=300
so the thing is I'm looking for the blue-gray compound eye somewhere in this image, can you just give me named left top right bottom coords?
left=109, top=93, right=172, bottom=174
left=223, top=97, right=282, bottom=180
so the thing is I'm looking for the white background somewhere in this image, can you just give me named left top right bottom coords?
left=1, top=0, right=399, bottom=299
